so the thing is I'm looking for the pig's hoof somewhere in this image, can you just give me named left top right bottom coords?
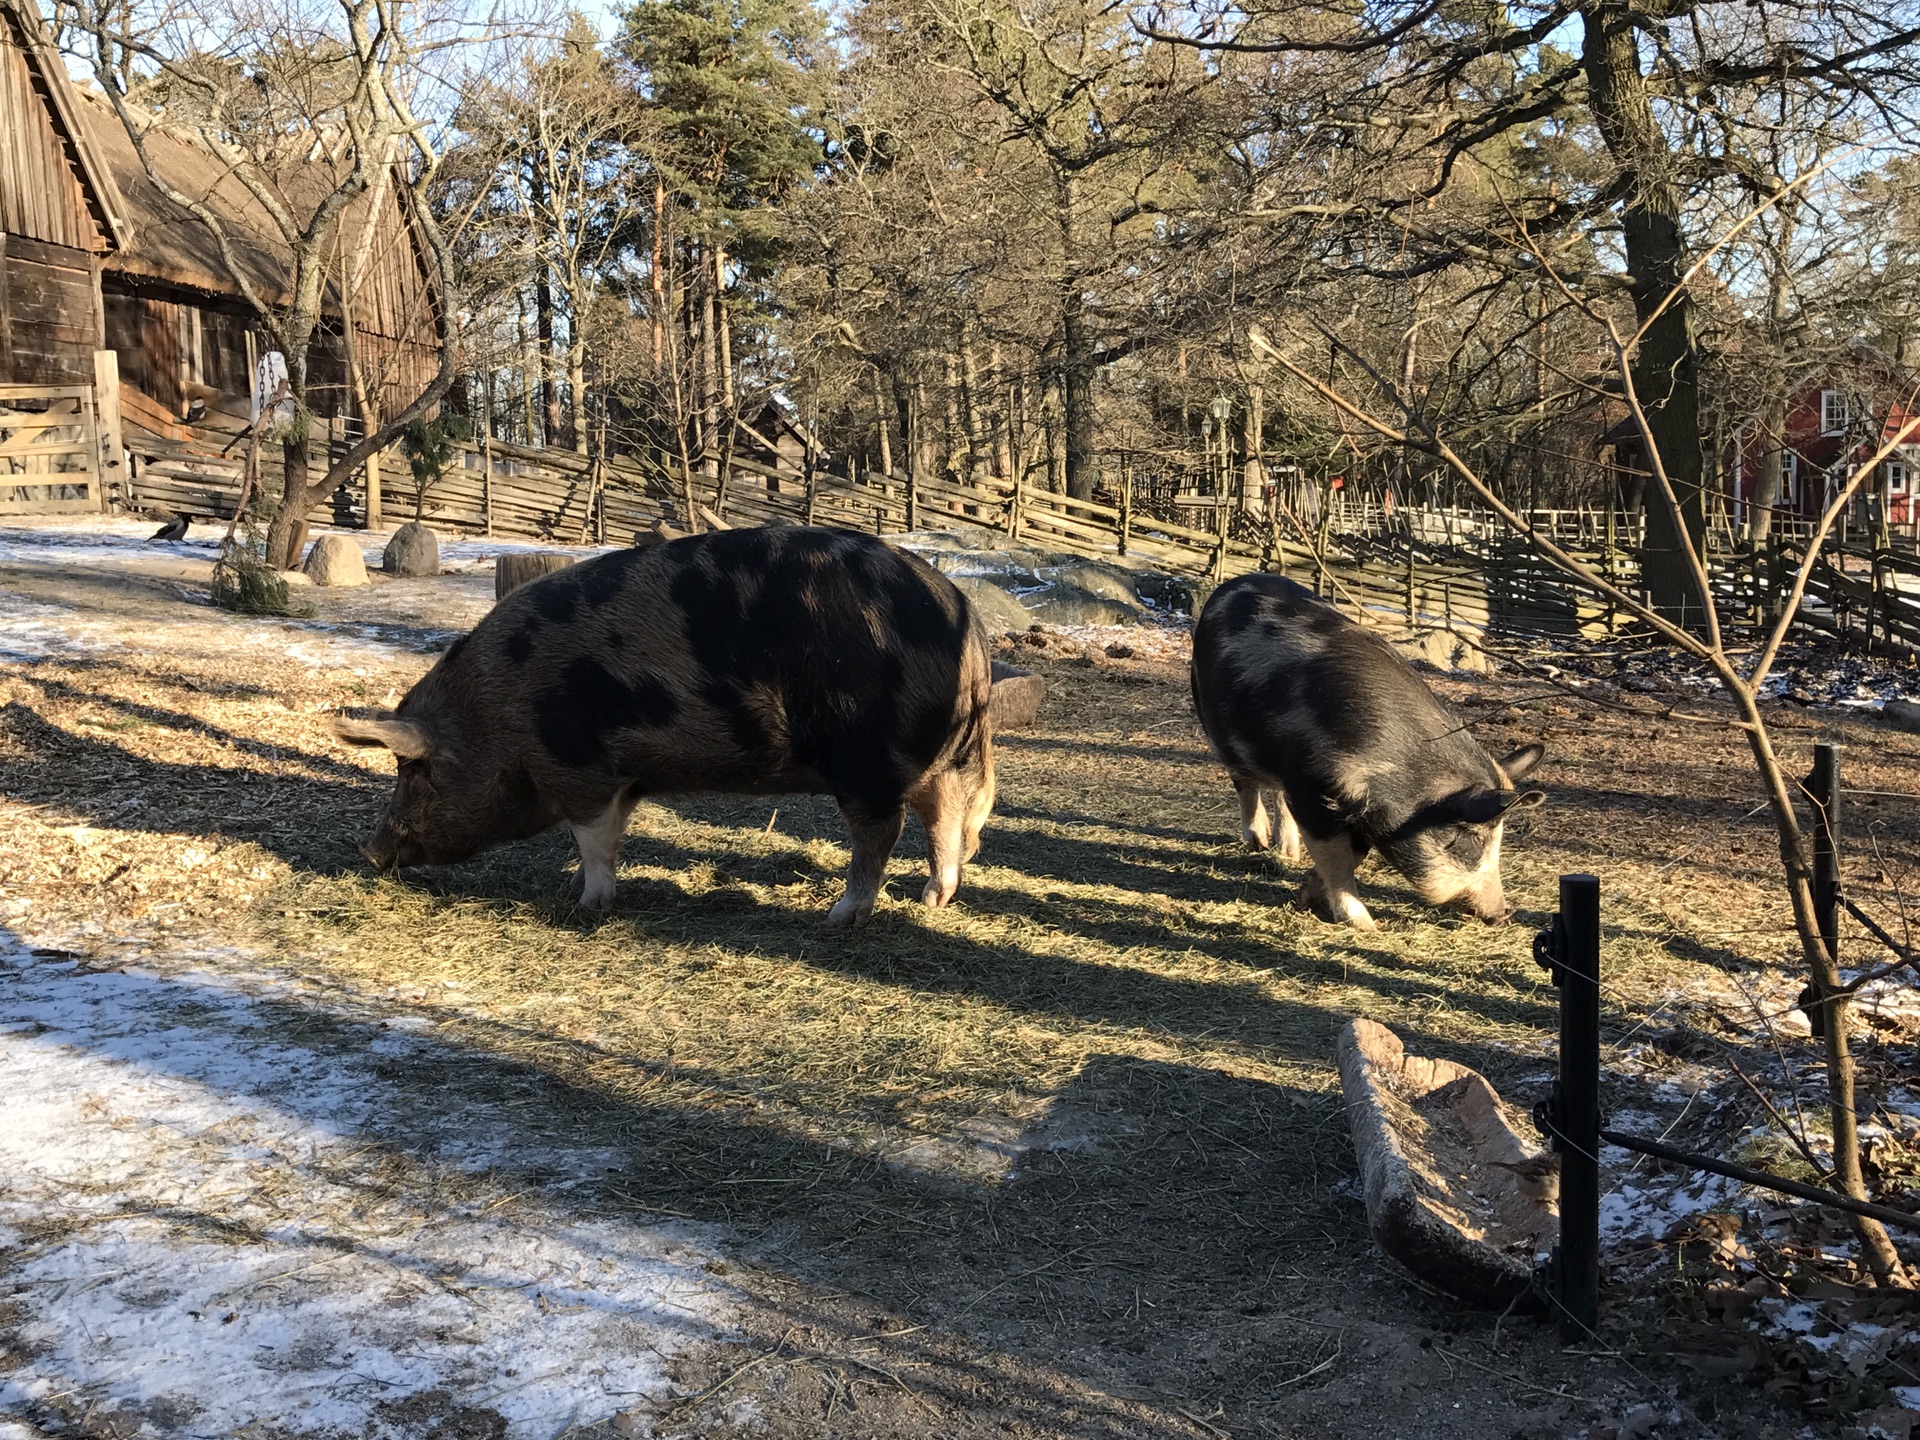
left=921, top=879, right=956, bottom=908
left=826, top=897, right=874, bottom=927
left=1240, top=826, right=1272, bottom=852
left=579, top=889, right=615, bottom=913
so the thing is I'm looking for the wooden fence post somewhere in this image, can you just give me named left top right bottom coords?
left=905, top=465, right=919, bottom=532
left=1119, top=466, right=1133, bottom=556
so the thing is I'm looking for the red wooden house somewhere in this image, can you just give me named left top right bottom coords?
left=1608, top=359, right=1920, bottom=533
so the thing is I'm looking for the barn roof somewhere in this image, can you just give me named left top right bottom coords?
left=74, top=87, right=440, bottom=327
left=0, top=0, right=128, bottom=249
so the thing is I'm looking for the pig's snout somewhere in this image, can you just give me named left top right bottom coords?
left=356, top=825, right=409, bottom=872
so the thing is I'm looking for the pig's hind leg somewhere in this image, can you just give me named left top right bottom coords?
left=909, top=768, right=968, bottom=909
left=1297, top=830, right=1376, bottom=931
left=827, top=801, right=907, bottom=927
left=1235, top=777, right=1302, bottom=864
left=571, top=792, right=639, bottom=911
left=1235, top=776, right=1276, bottom=851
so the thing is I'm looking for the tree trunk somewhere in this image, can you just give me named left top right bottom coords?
left=651, top=177, right=668, bottom=375
left=714, top=242, right=735, bottom=415
left=961, top=327, right=988, bottom=480
left=991, top=345, right=1013, bottom=482
left=1583, top=0, right=1708, bottom=627
left=1061, top=286, right=1096, bottom=500
left=518, top=296, right=538, bottom=445
left=892, top=368, right=916, bottom=483
left=873, top=367, right=894, bottom=475
left=568, top=336, right=587, bottom=456
left=535, top=264, right=558, bottom=449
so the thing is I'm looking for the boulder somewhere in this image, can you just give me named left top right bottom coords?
left=1388, top=626, right=1490, bottom=675
left=303, top=534, right=368, bottom=587
left=494, top=551, right=576, bottom=599
left=989, top=661, right=1045, bottom=730
left=382, top=521, right=440, bottom=577
left=949, top=575, right=1034, bottom=635
left=1884, top=699, right=1920, bottom=732
left=1022, top=581, right=1139, bottom=627
left=1052, top=560, right=1144, bottom=611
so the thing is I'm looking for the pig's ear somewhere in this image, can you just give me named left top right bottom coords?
left=1455, top=786, right=1546, bottom=824
left=331, top=716, right=436, bottom=761
left=1497, top=742, right=1545, bottom=781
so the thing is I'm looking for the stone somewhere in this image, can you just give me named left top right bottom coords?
left=1337, top=1016, right=1556, bottom=1310
left=1387, top=626, right=1490, bottom=675
left=1021, top=581, right=1139, bottom=627
left=989, top=661, right=1045, bottom=730
left=381, top=521, right=439, bottom=576
left=302, top=534, right=368, bottom=587
left=948, top=575, right=1034, bottom=635
left=1883, top=699, right=1920, bottom=732
left=494, top=552, right=576, bottom=599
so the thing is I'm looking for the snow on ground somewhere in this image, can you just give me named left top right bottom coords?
left=0, top=930, right=732, bottom=1437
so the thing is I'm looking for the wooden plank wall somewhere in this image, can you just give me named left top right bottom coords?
left=0, top=5, right=100, bottom=254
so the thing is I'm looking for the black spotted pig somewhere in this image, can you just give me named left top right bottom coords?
left=1190, top=574, right=1543, bottom=930
left=333, top=526, right=996, bottom=925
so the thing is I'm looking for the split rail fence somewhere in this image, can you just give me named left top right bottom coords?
left=14, top=402, right=1915, bottom=650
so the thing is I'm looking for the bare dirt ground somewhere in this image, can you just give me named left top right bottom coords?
left=5, top=521, right=1920, bottom=1439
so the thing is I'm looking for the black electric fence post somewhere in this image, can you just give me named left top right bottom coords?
left=1534, top=873, right=1601, bottom=1344
left=1801, top=743, right=1841, bottom=1041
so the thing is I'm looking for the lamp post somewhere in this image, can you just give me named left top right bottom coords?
left=1209, top=396, right=1233, bottom=497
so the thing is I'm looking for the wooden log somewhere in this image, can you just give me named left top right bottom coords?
left=495, top=551, right=577, bottom=599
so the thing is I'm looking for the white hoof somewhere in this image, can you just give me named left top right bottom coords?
left=1241, top=822, right=1273, bottom=852
left=579, top=879, right=615, bottom=912
left=826, top=896, right=874, bottom=928
left=921, top=872, right=958, bottom=908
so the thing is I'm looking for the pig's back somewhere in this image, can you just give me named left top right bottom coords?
left=449, top=527, right=986, bottom=809
left=1192, top=573, right=1489, bottom=796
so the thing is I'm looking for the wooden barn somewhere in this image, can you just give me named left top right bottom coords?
left=1, top=0, right=441, bottom=513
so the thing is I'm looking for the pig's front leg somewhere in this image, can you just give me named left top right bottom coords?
left=571, top=794, right=637, bottom=911
left=1299, top=830, right=1376, bottom=931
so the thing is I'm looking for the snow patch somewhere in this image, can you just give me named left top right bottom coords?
left=0, top=934, right=731, bottom=1437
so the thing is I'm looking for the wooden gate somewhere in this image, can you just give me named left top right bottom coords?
left=0, top=383, right=104, bottom=514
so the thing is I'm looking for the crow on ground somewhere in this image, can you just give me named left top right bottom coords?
left=149, top=514, right=189, bottom=542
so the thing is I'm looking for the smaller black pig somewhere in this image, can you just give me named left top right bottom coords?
left=1191, top=574, right=1543, bottom=929
left=333, top=526, right=996, bottom=925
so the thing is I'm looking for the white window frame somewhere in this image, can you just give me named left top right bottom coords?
left=1821, top=390, right=1849, bottom=436
left=1782, top=451, right=1798, bottom=505
left=1891, top=459, right=1912, bottom=495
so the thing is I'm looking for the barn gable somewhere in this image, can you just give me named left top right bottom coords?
left=0, top=0, right=128, bottom=385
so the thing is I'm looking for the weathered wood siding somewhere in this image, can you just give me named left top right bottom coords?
left=0, top=5, right=101, bottom=254
left=1, top=233, right=98, bottom=384
left=0, top=2, right=108, bottom=385
left=104, top=287, right=256, bottom=414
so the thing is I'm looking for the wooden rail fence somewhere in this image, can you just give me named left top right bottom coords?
left=30, top=423, right=1911, bottom=651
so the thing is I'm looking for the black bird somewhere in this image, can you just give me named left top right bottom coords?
left=150, top=514, right=190, bottom=543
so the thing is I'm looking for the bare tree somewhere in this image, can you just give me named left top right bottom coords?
left=68, top=0, right=480, bottom=568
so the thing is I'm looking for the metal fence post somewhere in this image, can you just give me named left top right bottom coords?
left=1802, top=742, right=1842, bottom=1040
left=1534, top=872, right=1601, bottom=1343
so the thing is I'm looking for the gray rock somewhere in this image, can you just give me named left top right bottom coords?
left=989, top=662, right=1045, bottom=730
left=1884, top=699, right=1920, bottom=732
left=1388, top=626, right=1489, bottom=675
left=382, top=521, right=440, bottom=576
left=303, top=534, right=369, bottom=587
left=1022, top=582, right=1139, bottom=627
left=1051, top=560, right=1145, bottom=613
left=948, top=575, right=1034, bottom=634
